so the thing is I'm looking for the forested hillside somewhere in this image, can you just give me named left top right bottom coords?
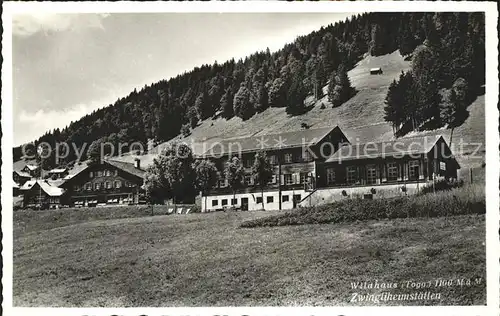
left=14, top=12, right=485, bottom=169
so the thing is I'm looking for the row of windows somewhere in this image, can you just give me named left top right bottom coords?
left=326, top=160, right=422, bottom=186
left=89, top=169, right=118, bottom=178
left=237, top=151, right=314, bottom=168
left=217, top=172, right=310, bottom=188
left=211, top=194, right=302, bottom=206
left=77, top=180, right=135, bottom=191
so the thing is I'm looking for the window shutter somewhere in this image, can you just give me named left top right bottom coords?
left=358, top=166, right=363, bottom=185
left=376, top=165, right=381, bottom=184
left=250, top=176, right=255, bottom=185
left=419, top=159, right=425, bottom=180
left=403, top=162, right=409, bottom=181
left=397, top=163, right=402, bottom=181
left=294, top=173, right=300, bottom=184
left=280, top=175, right=284, bottom=185
left=381, top=163, right=387, bottom=182
left=272, top=175, right=277, bottom=184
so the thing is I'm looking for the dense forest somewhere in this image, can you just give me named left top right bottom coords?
left=14, top=12, right=485, bottom=169
left=383, top=12, right=485, bottom=139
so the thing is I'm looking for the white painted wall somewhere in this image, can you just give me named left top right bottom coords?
left=202, top=182, right=430, bottom=212
left=202, top=189, right=308, bottom=212
left=300, top=182, right=427, bottom=207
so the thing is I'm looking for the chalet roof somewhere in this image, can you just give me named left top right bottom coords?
left=202, top=126, right=339, bottom=156
left=325, top=135, right=454, bottom=163
left=105, top=159, right=146, bottom=179
left=63, top=162, right=89, bottom=180
left=47, top=179, right=66, bottom=187
left=14, top=170, right=32, bottom=178
left=14, top=159, right=35, bottom=173
left=25, top=164, right=39, bottom=171
left=20, top=180, right=64, bottom=196
left=48, top=168, right=67, bottom=173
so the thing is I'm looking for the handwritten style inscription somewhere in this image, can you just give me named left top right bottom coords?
left=349, top=278, right=483, bottom=303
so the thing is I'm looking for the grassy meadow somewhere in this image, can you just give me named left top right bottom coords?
left=241, top=183, right=485, bottom=228
left=13, top=184, right=485, bottom=307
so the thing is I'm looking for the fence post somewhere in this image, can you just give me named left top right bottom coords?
left=470, top=168, right=473, bottom=184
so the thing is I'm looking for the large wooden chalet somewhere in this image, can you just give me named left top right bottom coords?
left=199, top=129, right=460, bottom=212
left=200, top=126, right=349, bottom=211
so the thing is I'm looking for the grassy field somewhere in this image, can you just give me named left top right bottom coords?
left=14, top=204, right=485, bottom=306
left=241, top=183, right=485, bottom=228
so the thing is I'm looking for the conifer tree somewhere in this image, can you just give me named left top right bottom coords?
left=220, top=89, right=234, bottom=119
left=251, top=151, right=273, bottom=210
left=268, top=77, right=287, bottom=107
left=328, top=64, right=355, bottom=108
left=194, top=159, right=219, bottom=212
left=225, top=156, right=244, bottom=207
left=233, top=84, right=254, bottom=120
left=195, top=90, right=210, bottom=120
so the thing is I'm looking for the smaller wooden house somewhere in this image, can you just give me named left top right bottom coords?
left=22, top=164, right=40, bottom=177
left=20, top=180, right=65, bottom=209
left=13, top=170, right=31, bottom=186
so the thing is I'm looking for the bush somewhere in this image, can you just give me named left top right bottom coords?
left=240, top=184, right=484, bottom=228
left=190, top=204, right=201, bottom=213
left=181, top=123, right=191, bottom=137
left=419, top=178, right=464, bottom=195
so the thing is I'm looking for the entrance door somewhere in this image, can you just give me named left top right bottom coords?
left=241, top=197, right=249, bottom=211
left=293, top=194, right=302, bottom=208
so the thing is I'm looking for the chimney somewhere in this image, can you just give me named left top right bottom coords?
left=134, top=158, right=141, bottom=169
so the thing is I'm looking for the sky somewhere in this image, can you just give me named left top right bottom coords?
left=12, top=12, right=353, bottom=146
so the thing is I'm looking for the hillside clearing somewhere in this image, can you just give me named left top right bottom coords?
left=14, top=209, right=485, bottom=307
left=113, top=49, right=484, bottom=172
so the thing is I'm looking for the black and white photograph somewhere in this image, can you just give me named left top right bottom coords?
left=1, top=1, right=498, bottom=315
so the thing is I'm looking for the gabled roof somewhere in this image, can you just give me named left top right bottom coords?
left=48, top=168, right=67, bottom=173
left=108, top=153, right=158, bottom=170
left=63, top=162, right=89, bottom=180
left=20, top=180, right=64, bottom=196
left=325, top=135, right=454, bottom=163
left=202, top=126, right=339, bottom=157
left=14, top=170, right=32, bottom=178
left=24, top=164, right=39, bottom=171
left=105, top=159, right=146, bottom=179
left=61, top=159, right=146, bottom=186
left=47, top=178, right=66, bottom=187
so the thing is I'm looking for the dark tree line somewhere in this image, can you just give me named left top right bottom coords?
left=384, top=12, right=485, bottom=137
left=14, top=12, right=485, bottom=168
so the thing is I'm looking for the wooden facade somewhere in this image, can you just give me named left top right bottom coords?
left=201, top=133, right=460, bottom=212
left=318, top=135, right=459, bottom=188
left=200, top=126, right=349, bottom=211
left=13, top=170, right=31, bottom=186
left=206, top=127, right=348, bottom=194
left=61, top=160, right=146, bottom=207
left=21, top=181, right=65, bottom=209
